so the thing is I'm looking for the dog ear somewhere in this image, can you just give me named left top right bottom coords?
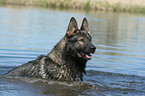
left=66, top=17, right=78, bottom=36
left=81, top=17, right=90, bottom=34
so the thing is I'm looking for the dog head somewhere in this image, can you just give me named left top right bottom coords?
left=65, top=17, right=96, bottom=61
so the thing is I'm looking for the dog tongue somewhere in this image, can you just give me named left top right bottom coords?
left=78, top=53, right=92, bottom=59
left=86, top=54, right=92, bottom=59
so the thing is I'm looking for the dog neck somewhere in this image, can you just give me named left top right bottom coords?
left=48, top=37, right=66, bottom=65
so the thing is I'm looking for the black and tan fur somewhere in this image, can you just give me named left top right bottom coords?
left=4, top=17, right=96, bottom=81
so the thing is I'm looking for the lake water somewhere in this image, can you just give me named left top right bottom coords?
left=0, top=5, right=145, bottom=96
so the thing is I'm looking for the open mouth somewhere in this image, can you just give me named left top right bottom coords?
left=77, top=52, right=92, bottom=60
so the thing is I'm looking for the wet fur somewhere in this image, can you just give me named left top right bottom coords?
left=4, top=17, right=96, bottom=81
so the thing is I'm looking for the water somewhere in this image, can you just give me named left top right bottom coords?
left=0, top=5, right=145, bottom=96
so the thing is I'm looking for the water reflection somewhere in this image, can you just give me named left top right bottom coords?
left=88, top=11, right=145, bottom=76
left=90, top=12, right=145, bottom=45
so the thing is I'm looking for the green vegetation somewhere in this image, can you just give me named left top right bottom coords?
left=1, top=0, right=145, bottom=12
left=0, top=0, right=5, bottom=4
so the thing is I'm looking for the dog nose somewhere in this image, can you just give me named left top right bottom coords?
left=90, top=46, right=96, bottom=53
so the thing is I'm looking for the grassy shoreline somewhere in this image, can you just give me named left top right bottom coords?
left=1, top=0, right=145, bottom=12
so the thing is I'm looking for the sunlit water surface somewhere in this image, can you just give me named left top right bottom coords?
left=0, top=5, right=145, bottom=96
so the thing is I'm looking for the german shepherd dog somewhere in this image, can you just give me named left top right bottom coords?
left=4, top=17, right=96, bottom=81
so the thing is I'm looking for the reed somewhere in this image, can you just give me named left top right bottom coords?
left=1, top=0, right=145, bottom=12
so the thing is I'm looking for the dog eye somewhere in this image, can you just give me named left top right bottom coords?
left=79, top=39, right=84, bottom=42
